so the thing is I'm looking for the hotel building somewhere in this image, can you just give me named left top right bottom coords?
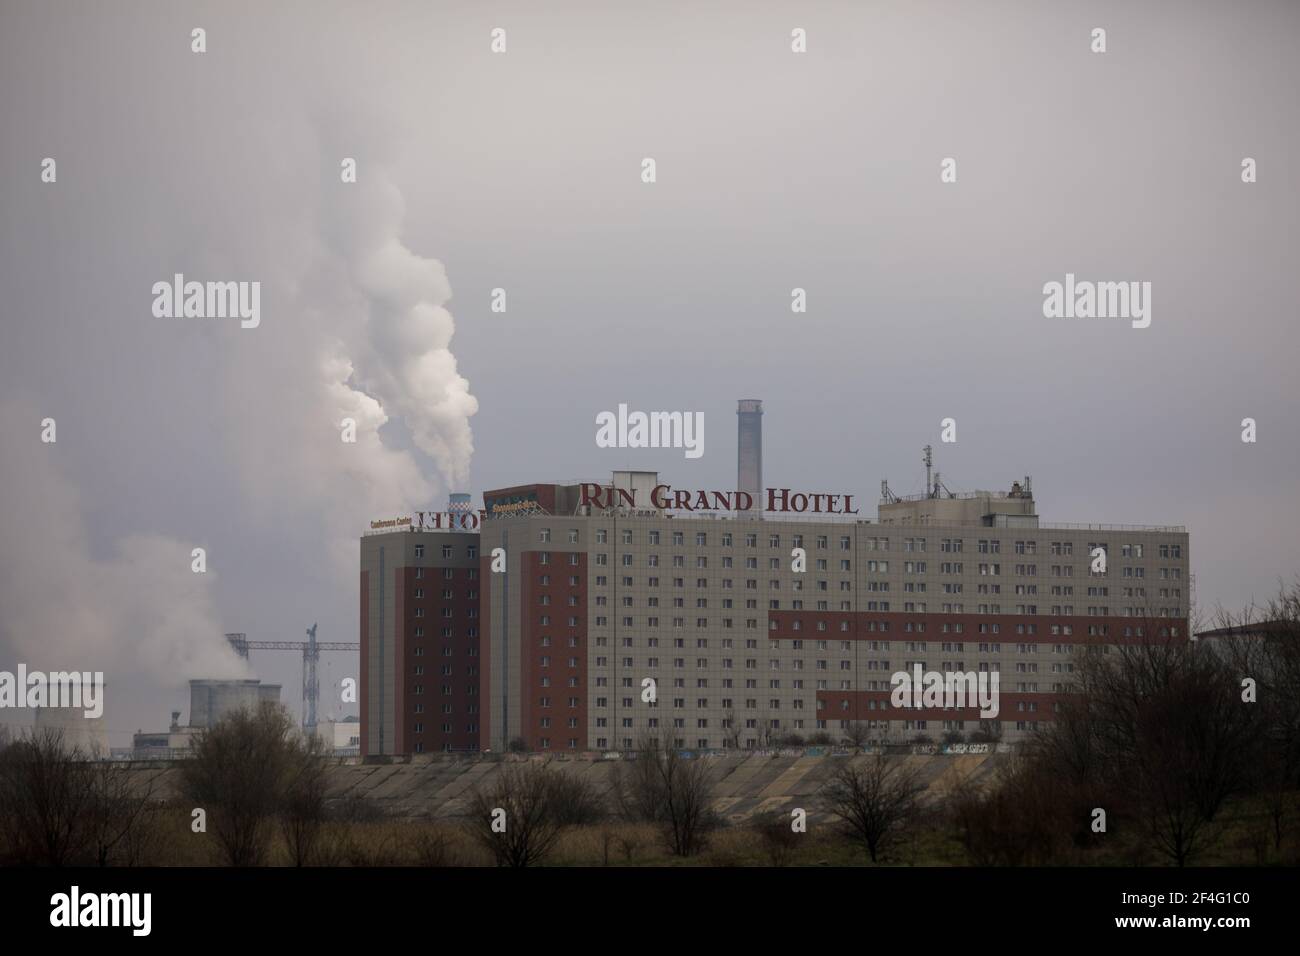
left=360, top=473, right=1189, bottom=756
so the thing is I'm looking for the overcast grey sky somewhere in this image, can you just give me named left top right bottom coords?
left=2, top=0, right=1298, bottom=744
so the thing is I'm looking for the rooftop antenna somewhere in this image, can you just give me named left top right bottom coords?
left=923, top=445, right=933, bottom=498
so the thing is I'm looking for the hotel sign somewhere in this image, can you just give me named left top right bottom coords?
left=416, top=510, right=486, bottom=529
left=580, top=483, right=859, bottom=515
left=484, top=490, right=544, bottom=516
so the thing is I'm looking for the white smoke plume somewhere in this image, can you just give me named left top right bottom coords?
left=0, top=398, right=248, bottom=683
left=328, top=175, right=478, bottom=491
left=0, top=33, right=480, bottom=741
left=219, top=163, right=479, bottom=580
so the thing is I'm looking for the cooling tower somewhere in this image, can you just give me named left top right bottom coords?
left=33, top=702, right=109, bottom=756
left=189, top=679, right=283, bottom=729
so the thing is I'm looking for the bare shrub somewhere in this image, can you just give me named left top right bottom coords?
left=413, top=827, right=456, bottom=866
left=0, top=730, right=162, bottom=867
left=178, top=701, right=324, bottom=866
left=613, top=733, right=718, bottom=857
left=332, top=791, right=385, bottom=824
left=820, top=754, right=924, bottom=863
left=948, top=757, right=1064, bottom=865
left=465, top=761, right=565, bottom=867
left=280, top=736, right=330, bottom=866
left=755, top=807, right=801, bottom=866
left=841, top=722, right=870, bottom=752
left=616, top=829, right=643, bottom=862
left=84, top=759, right=162, bottom=867
left=0, top=730, right=96, bottom=865
left=545, top=769, right=607, bottom=826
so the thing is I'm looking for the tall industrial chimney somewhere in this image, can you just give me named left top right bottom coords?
left=737, top=399, right=763, bottom=515
left=447, top=494, right=473, bottom=530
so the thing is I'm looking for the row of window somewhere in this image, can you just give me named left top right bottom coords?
left=409, top=566, right=479, bottom=580
left=544, top=554, right=1181, bottom=580
left=409, top=626, right=478, bottom=638
left=580, top=636, right=1087, bottom=652
left=580, top=573, right=1184, bottom=611
left=413, top=544, right=479, bottom=559
left=533, top=529, right=1184, bottom=560
left=574, top=658, right=1073, bottom=680
left=573, top=608, right=1185, bottom=631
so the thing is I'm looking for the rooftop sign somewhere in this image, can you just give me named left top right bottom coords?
left=580, top=483, right=859, bottom=515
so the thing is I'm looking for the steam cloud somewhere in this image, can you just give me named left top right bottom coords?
left=223, top=163, right=479, bottom=579
left=0, top=399, right=248, bottom=684
left=0, top=19, right=480, bottom=743
left=331, top=176, right=479, bottom=491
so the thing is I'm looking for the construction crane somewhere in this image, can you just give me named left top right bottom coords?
left=225, top=626, right=358, bottom=737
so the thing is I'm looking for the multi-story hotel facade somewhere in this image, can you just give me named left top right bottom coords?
left=360, top=473, right=1189, bottom=757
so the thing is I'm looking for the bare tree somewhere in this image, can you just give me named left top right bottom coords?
left=842, top=722, right=870, bottom=752
left=721, top=708, right=741, bottom=749
left=1207, top=586, right=1300, bottom=853
left=0, top=731, right=161, bottom=867
left=1005, top=603, right=1266, bottom=867
left=1080, top=629, right=1255, bottom=864
left=84, top=758, right=160, bottom=867
left=613, top=732, right=717, bottom=857
left=545, top=767, right=606, bottom=827
left=0, top=729, right=96, bottom=865
left=948, top=754, right=1066, bottom=865
left=280, top=734, right=331, bottom=866
left=1133, top=713, right=1218, bottom=867
left=465, top=761, right=565, bottom=867
left=820, top=754, right=924, bottom=862
left=179, top=701, right=318, bottom=866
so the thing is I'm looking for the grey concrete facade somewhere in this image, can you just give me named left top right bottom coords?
left=478, top=482, right=1189, bottom=752
left=364, top=479, right=1189, bottom=755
